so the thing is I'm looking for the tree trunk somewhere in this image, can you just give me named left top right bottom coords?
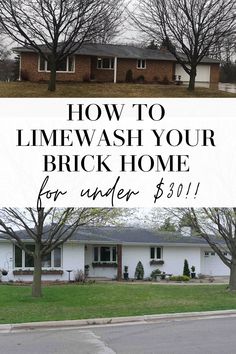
left=48, top=61, right=57, bottom=92
left=188, top=66, right=197, bottom=91
left=32, top=251, right=42, bottom=297
left=229, top=262, right=236, bottom=291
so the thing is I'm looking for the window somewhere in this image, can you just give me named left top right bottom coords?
left=25, top=244, right=35, bottom=267
left=204, top=251, right=209, bottom=257
left=137, top=59, right=146, bottom=69
left=97, top=57, right=114, bottom=69
left=41, top=252, right=51, bottom=268
left=39, top=55, right=74, bottom=72
left=93, top=246, right=117, bottom=262
left=54, top=247, right=62, bottom=267
left=94, top=247, right=99, bottom=262
left=150, top=247, right=162, bottom=259
left=14, top=245, right=62, bottom=268
left=15, top=245, right=23, bottom=267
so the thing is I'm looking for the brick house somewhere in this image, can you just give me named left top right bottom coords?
left=0, top=226, right=229, bottom=282
left=14, top=43, right=220, bottom=84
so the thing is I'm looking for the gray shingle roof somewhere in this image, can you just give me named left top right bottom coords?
left=68, top=226, right=214, bottom=245
left=13, top=43, right=219, bottom=64
left=0, top=226, right=220, bottom=246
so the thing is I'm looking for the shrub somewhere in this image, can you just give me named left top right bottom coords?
left=169, top=275, right=190, bottom=282
left=20, top=70, right=29, bottom=81
left=136, top=75, right=145, bottom=84
left=161, top=75, right=170, bottom=85
left=74, top=269, right=85, bottom=283
left=183, top=259, right=190, bottom=277
left=82, top=73, right=90, bottom=82
left=125, top=69, right=133, bottom=83
left=150, top=268, right=162, bottom=279
left=153, top=75, right=160, bottom=83
left=135, top=261, right=144, bottom=280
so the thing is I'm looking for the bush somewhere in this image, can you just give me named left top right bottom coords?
left=136, top=75, right=145, bottom=84
left=160, top=75, right=170, bottom=85
left=82, top=73, right=90, bottom=82
left=150, top=269, right=161, bottom=279
left=169, top=275, right=190, bottom=282
left=74, top=269, right=85, bottom=283
left=20, top=70, right=29, bottom=81
left=153, top=75, right=160, bottom=83
left=125, top=69, right=133, bottom=83
left=135, top=261, right=144, bottom=280
left=183, top=259, right=190, bottom=277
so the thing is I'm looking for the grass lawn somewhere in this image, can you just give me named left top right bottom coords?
left=0, top=81, right=235, bottom=97
left=0, top=283, right=236, bottom=324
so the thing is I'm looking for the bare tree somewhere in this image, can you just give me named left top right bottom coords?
left=0, top=207, right=123, bottom=297
left=211, top=35, right=236, bottom=63
left=167, top=208, right=236, bottom=291
left=210, top=34, right=236, bottom=82
left=132, top=0, right=236, bottom=90
left=92, top=8, right=125, bottom=44
left=0, top=0, right=124, bottom=91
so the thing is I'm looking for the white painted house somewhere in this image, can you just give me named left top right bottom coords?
left=0, top=227, right=229, bottom=282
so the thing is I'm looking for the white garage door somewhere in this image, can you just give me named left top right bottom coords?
left=202, top=251, right=230, bottom=276
left=175, top=64, right=210, bottom=82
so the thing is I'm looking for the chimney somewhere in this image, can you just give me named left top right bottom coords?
left=160, top=45, right=168, bottom=52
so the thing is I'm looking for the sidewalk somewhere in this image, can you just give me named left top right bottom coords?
left=1, top=309, right=236, bottom=333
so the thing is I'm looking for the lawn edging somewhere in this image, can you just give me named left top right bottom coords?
left=1, top=309, right=236, bottom=333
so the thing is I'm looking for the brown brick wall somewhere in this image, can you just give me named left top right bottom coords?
left=210, top=63, right=220, bottom=83
left=90, top=57, right=175, bottom=83
left=91, top=57, right=114, bottom=82
left=20, top=52, right=219, bottom=84
left=20, top=52, right=91, bottom=82
left=116, top=58, right=175, bottom=82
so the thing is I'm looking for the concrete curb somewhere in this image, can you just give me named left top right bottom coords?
left=1, top=310, right=236, bottom=333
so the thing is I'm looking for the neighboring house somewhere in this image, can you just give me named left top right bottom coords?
left=14, top=43, right=220, bottom=84
left=0, top=226, right=229, bottom=282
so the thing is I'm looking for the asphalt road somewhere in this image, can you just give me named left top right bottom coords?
left=1, top=316, right=236, bottom=354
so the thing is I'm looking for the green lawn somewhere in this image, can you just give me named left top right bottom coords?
left=0, top=283, right=236, bottom=324
left=0, top=81, right=235, bottom=97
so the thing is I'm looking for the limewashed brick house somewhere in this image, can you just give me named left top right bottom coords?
left=0, top=226, right=229, bottom=282
left=14, top=43, right=220, bottom=84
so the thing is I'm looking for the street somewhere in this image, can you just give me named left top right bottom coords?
left=1, top=316, right=236, bottom=354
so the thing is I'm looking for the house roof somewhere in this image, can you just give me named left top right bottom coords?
left=67, top=226, right=221, bottom=246
left=13, top=42, right=219, bottom=64
left=0, top=226, right=222, bottom=247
